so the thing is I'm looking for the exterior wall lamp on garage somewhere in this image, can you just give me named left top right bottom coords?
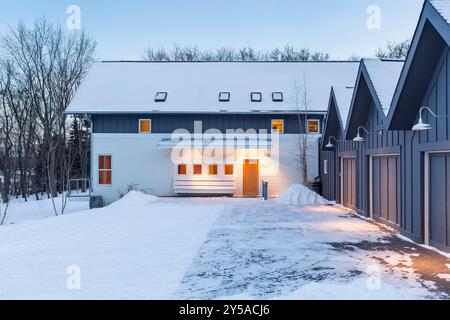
left=325, top=136, right=338, bottom=148
left=412, top=106, right=447, bottom=131
left=353, top=126, right=370, bottom=142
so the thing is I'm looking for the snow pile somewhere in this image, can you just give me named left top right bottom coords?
left=276, top=184, right=330, bottom=206
left=108, top=190, right=158, bottom=209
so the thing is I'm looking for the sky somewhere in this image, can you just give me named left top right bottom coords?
left=0, top=0, right=424, bottom=61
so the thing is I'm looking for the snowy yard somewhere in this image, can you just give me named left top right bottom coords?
left=0, top=192, right=449, bottom=300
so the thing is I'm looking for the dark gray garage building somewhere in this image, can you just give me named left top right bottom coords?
left=386, top=0, right=450, bottom=252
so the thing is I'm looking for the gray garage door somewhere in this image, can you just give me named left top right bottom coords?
left=342, top=157, right=356, bottom=210
left=372, top=156, right=400, bottom=226
left=429, top=153, right=450, bottom=252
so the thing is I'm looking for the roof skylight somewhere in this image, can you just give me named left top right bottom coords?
left=251, top=92, right=262, bottom=102
left=272, top=92, right=283, bottom=102
left=219, top=92, right=230, bottom=102
left=155, top=92, right=167, bottom=102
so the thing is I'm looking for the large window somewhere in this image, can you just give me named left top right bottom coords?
left=98, top=155, right=112, bottom=185
left=139, top=119, right=151, bottom=133
left=307, top=119, right=320, bottom=134
left=271, top=119, right=284, bottom=134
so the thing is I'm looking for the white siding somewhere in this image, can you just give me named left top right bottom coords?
left=92, top=133, right=320, bottom=203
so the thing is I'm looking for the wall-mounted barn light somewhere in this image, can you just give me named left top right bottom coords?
left=353, top=126, right=370, bottom=142
left=412, top=106, right=447, bottom=131
left=325, top=136, right=338, bottom=148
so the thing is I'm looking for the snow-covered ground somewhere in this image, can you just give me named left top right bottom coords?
left=0, top=192, right=448, bottom=300
left=1, top=195, right=89, bottom=225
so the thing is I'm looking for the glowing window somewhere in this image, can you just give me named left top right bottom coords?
left=225, top=164, right=234, bottom=175
left=271, top=119, right=284, bottom=133
left=139, top=119, right=151, bottom=133
left=251, top=92, right=262, bottom=102
left=178, top=164, right=187, bottom=175
left=193, top=165, right=202, bottom=175
left=307, top=120, right=320, bottom=134
left=209, top=165, right=218, bottom=175
left=98, top=155, right=112, bottom=185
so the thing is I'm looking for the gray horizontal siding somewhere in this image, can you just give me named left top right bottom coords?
left=92, top=113, right=324, bottom=134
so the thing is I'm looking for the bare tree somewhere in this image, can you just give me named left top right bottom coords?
left=376, top=39, right=411, bottom=59
left=1, top=17, right=96, bottom=215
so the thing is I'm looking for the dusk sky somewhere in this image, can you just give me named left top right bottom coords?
left=0, top=0, right=424, bottom=60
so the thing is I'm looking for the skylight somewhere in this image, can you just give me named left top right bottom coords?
left=219, top=92, right=230, bottom=102
left=155, top=92, right=167, bottom=102
left=251, top=92, right=262, bottom=102
left=272, top=92, right=283, bottom=102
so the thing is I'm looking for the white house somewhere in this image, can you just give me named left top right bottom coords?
left=66, top=61, right=358, bottom=204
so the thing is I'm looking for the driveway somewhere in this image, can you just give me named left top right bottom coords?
left=175, top=200, right=450, bottom=300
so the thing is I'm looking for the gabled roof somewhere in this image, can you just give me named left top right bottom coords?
left=321, top=86, right=355, bottom=150
left=388, top=0, right=450, bottom=130
left=66, top=61, right=359, bottom=114
left=345, top=59, right=404, bottom=139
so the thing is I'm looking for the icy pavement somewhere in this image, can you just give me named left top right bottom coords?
left=175, top=200, right=450, bottom=300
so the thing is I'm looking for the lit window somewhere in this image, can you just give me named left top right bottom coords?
left=98, top=155, right=112, bottom=185
left=272, top=92, right=283, bottom=102
left=251, top=92, right=262, bottom=102
left=209, top=165, right=218, bottom=175
left=178, top=164, right=187, bottom=175
left=155, top=92, right=167, bottom=102
left=271, top=119, right=284, bottom=133
left=225, top=164, right=234, bottom=175
left=139, top=119, right=151, bottom=133
left=193, top=165, right=202, bottom=175
left=219, top=92, right=230, bottom=102
left=307, top=120, right=320, bottom=134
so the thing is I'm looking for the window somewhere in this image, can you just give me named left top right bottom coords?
left=155, top=92, right=167, bottom=102
left=209, top=165, right=218, bottom=175
left=139, top=119, right=151, bottom=133
left=272, top=92, right=283, bottom=102
left=271, top=119, right=284, bottom=134
left=225, top=164, right=234, bottom=175
left=193, top=165, right=202, bottom=175
left=178, top=164, right=187, bottom=175
left=324, top=160, right=328, bottom=175
left=251, top=92, right=262, bottom=102
left=98, top=155, right=112, bottom=185
left=219, top=92, right=230, bottom=102
left=307, top=120, right=320, bottom=134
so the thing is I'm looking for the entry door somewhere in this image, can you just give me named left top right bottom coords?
left=342, top=157, right=356, bottom=210
left=372, top=156, right=400, bottom=226
left=243, top=160, right=259, bottom=197
left=428, top=153, right=450, bottom=252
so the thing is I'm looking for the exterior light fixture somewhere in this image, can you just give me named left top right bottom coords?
left=353, top=126, right=370, bottom=142
left=325, top=136, right=338, bottom=148
left=412, top=106, right=445, bottom=131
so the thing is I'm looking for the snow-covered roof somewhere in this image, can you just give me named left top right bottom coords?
left=332, top=86, right=354, bottom=129
left=430, top=0, right=450, bottom=24
left=66, top=61, right=359, bottom=114
left=362, top=59, right=404, bottom=116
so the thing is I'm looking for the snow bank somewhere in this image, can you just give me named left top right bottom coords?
left=108, top=190, right=158, bottom=209
left=276, top=184, right=330, bottom=206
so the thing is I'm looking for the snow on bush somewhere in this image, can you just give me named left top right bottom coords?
left=276, top=184, right=330, bottom=206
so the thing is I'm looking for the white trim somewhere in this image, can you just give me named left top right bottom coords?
left=423, top=150, right=450, bottom=246
left=323, top=159, right=328, bottom=175
left=307, top=119, right=320, bottom=134
left=138, top=119, right=152, bottom=133
left=271, top=119, right=284, bottom=134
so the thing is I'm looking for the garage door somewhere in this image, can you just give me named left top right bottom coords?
left=372, top=155, right=400, bottom=226
left=342, top=157, right=356, bottom=210
left=428, top=153, right=450, bottom=252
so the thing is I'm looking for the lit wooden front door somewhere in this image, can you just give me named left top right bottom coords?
left=243, top=159, right=259, bottom=197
